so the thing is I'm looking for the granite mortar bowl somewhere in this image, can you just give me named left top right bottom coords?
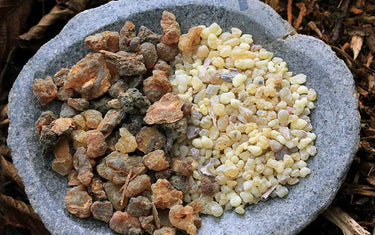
left=7, top=0, right=360, bottom=234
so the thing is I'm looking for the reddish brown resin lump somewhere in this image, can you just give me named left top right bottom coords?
left=33, top=76, right=58, bottom=105
left=160, top=11, right=181, bottom=45
left=89, top=177, right=107, bottom=200
left=144, top=93, right=184, bottom=124
left=64, top=53, right=113, bottom=100
left=178, top=26, right=203, bottom=52
left=81, top=109, right=103, bottom=129
left=139, top=42, right=158, bottom=69
left=109, top=211, right=142, bottom=235
left=35, top=111, right=56, bottom=136
left=97, top=152, right=146, bottom=184
left=157, top=43, right=179, bottom=61
left=73, top=147, right=93, bottom=186
left=172, top=157, right=193, bottom=177
left=119, top=21, right=136, bottom=51
left=86, top=130, right=107, bottom=158
left=143, top=70, right=172, bottom=103
left=52, top=135, right=73, bottom=176
left=154, top=59, right=171, bottom=75
left=136, top=126, right=166, bottom=153
left=97, top=109, right=124, bottom=137
left=143, top=150, right=169, bottom=171
left=151, top=179, right=183, bottom=209
left=154, top=227, right=176, bottom=235
left=103, top=181, right=126, bottom=211
left=100, top=50, right=147, bottom=76
left=90, top=201, right=114, bottom=223
left=64, top=185, right=92, bottom=218
left=169, top=205, right=197, bottom=235
left=50, top=118, right=75, bottom=136
left=126, top=196, right=152, bottom=217
left=85, top=31, right=119, bottom=52
left=126, top=174, right=151, bottom=198
left=115, top=127, right=137, bottom=154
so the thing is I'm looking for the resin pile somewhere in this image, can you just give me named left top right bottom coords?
left=33, top=10, right=316, bottom=235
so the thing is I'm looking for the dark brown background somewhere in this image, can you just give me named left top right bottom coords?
left=0, top=0, right=374, bottom=234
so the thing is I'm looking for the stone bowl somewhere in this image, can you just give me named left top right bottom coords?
left=7, top=0, right=360, bottom=234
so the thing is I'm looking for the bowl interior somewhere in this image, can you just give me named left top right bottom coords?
left=8, top=2, right=359, bottom=235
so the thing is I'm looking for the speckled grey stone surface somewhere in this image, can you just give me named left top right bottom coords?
left=7, top=0, right=360, bottom=234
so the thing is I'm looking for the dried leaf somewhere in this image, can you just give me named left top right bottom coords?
left=0, top=194, right=50, bottom=235
left=0, top=0, right=33, bottom=61
left=294, top=3, right=307, bottom=31
left=349, top=6, right=364, bottom=14
left=19, top=5, right=74, bottom=41
left=0, top=155, right=24, bottom=189
left=323, top=207, right=371, bottom=235
left=366, top=28, right=375, bottom=53
left=287, top=0, right=293, bottom=23
left=307, top=21, right=323, bottom=38
left=351, top=35, right=363, bottom=60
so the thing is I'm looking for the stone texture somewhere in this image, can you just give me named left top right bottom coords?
left=7, top=0, right=359, bottom=235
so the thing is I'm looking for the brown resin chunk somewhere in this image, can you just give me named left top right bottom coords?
left=126, top=196, right=152, bottom=217
left=139, top=42, right=158, bottom=69
left=60, top=102, right=79, bottom=118
left=119, top=21, right=136, bottom=52
left=88, top=177, right=106, bottom=200
left=115, top=127, right=137, bottom=154
left=68, top=170, right=81, bottom=186
left=154, top=59, right=171, bottom=76
left=35, top=111, right=56, bottom=137
left=71, top=130, right=87, bottom=149
left=153, top=227, right=176, bottom=235
left=67, top=98, right=89, bottom=111
left=126, top=174, right=151, bottom=198
left=200, top=177, right=220, bottom=196
left=157, top=43, right=178, bottom=61
left=86, top=130, right=107, bottom=158
left=160, top=11, right=181, bottom=45
left=33, top=76, right=58, bottom=105
left=109, top=211, right=142, bottom=235
left=52, top=136, right=73, bottom=176
left=97, top=152, right=146, bottom=184
left=103, top=181, right=126, bottom=210
left=139, top=215, right=156, bottom=234
left=64, top=185, right=92, bottom=218
left=100, top=50, right=147, bottom=76
left=97, top=109, right=124, bottom=137
left=172, top=157, right=193, bottom=177
left=53, top=68, right=70, bottom=86
left=64, top=53, right=113, bottom=100
left=50, top=118, right=75, bottom=136
left=136, top=126, right=166, bottom=153
left=85, top=31, right=119, bottom=52
left=151, top=179, right=183, bottom=209
left=57, top=87, right=75, bottom=101
left=90, top=201, right=113, bottom=223
left=81, top=110, right=103, bottom=129
left=144, top=93, right=184, bottom=124
left=143, top=150, right=169, bottom=171
left=138, top=26, right=160, bottom=45
left=143, top=70, right=172, bottom=103
left=178, top=26, right=203, bottom=52
left=118, top=88, right=151, bottom=115
left=169, top=205, right=196, bottom=235
left=73, top=147, right=93, bottom=186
